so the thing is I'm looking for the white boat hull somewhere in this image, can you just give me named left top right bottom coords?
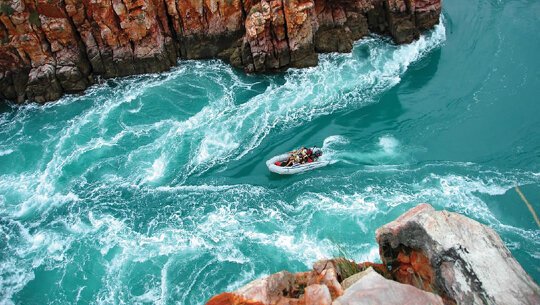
left=266, top=151, right=330, bottom=175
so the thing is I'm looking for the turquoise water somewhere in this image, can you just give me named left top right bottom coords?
left=1, top=0, right=540, bottom=303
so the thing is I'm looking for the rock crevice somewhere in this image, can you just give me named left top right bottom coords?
left=0, top=0, right=442, bottom=103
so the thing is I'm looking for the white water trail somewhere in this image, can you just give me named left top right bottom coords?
left=168, top=20, right=447, bottom=181
left=321, top=135, right=403, bottom=165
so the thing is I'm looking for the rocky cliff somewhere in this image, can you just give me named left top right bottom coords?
left=206, top=204, right=540, bottom=305
left=0, top=0, right=441, bottom=103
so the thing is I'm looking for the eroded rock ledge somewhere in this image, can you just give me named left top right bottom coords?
left=206, top=204, right=540, bottom=305
left=0, top=0, right=441, bottom=103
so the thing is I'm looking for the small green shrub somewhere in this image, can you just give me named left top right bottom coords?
left=331, top=239, right=362, bottom=280
left=29, top=10, right=41, bottom=27
left=335, top=257, right=362, bottom=280
left=0, top=3, right=15, bottom=16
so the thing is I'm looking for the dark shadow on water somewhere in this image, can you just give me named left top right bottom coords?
left=0, top=100, right=11, bottom=114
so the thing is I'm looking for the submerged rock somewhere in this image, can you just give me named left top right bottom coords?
left=206, top=204, right=539, bottom=305
left=0, top=0, right=441, bottom=103
left=376, top=203, right=540, bottom=305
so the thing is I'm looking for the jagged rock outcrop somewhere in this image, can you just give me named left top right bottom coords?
left=0, top=0, right=441, bottom=103
left=376, top=203, right=540, bottom=305
left=206, top=258, right=408, bottom=305
left=334, top=267, right=444, bottom=305
left=206, top=204, right=539, bottom=305
left=205, top=258, right=445, bottom=305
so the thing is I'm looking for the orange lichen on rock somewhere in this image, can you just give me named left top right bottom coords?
left=392, top=249, right=435, bottom=291
left=206, top=292, right=266, bottom=305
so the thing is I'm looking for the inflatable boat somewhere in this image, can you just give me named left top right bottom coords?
left=266, top=147, right=330, bottom=175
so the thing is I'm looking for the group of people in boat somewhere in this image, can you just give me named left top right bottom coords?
left=275, top=147, right=322, bottom=167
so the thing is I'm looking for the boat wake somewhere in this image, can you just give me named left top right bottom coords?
left=321, top=135, right=406, bottom=166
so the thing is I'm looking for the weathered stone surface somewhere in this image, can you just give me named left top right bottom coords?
left=311, top=259, right=344, bottom=298
left=0, top=0, right=441, bottom=103
left=242, top=0, right=292, bottom=72
left=236, top=271, right=296, bottom=304
left=206, top=261, right=346, bottom=305
left=341, top=269, right=370, bottom=291
left=333, top=267, right=444, bottom=305
left=376, top=203, right=540, bottom=305
left=313, top=0, right=370, bottom=53
left=206, top=271, right=299, bottom=305
left=26, top=64, right=63, bottom=102
left=356, top=261, right=390, bottom=279
left=384, top=0, right=441, bottom=44
left=414, top=0, right=443, bottom=31
left=172, top=0, right=244, bottom=58
left=304, top=284, right=332, bottom=305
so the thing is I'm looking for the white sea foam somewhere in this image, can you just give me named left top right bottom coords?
left=0, top=149, right=13, bottom=156
left=321, top=135, right=403, bottom=165
left=323, top=135, right=350, bottom=148
left=145, top=156, right=166, bottom=182
left=378, top=135, right=399, bottom=154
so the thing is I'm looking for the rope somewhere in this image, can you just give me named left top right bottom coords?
left=515, top=186, right=540, bottom=228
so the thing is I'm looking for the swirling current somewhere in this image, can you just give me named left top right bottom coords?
left=1, top=0, right=539, bottom=303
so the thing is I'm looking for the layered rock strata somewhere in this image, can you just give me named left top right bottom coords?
left=206, top=204, right=540, bottom=305
left=0, top=0, right=441, bottom=103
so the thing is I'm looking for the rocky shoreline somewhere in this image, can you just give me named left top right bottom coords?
left=207, top=204, right=540, bottom=305
left=0, top=0, right=441, bottom=103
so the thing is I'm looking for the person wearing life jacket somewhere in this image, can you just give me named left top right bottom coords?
left=298, top=148, right=306, bottom=164
left=294, top=154, right=301, bottom=165
left=281, top=147, right=318, bottom=166
left=283, top=155, right=292, bottom=167
left=313, top=149, right=322, bottom=161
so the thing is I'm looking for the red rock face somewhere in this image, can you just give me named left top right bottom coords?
left=205, top=260, right=345, bottom=305
left=414, top=0, right=442, bottom=31
left=72, top=0, right=176, bottom=76
left=357, top=261, right=391, bottom=278
left=313, top=0, right=371, bottom=53
left=392, top=248, right=435, bottom=291
left=0, top=0, right=441, bottom=103
left=170, top=0, right=245, bottom=58
left=240, top=0, right=298, bottom=72
left=205, top=258, right=444, bottom=305
left=207, top=292, right=265, bottom=305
